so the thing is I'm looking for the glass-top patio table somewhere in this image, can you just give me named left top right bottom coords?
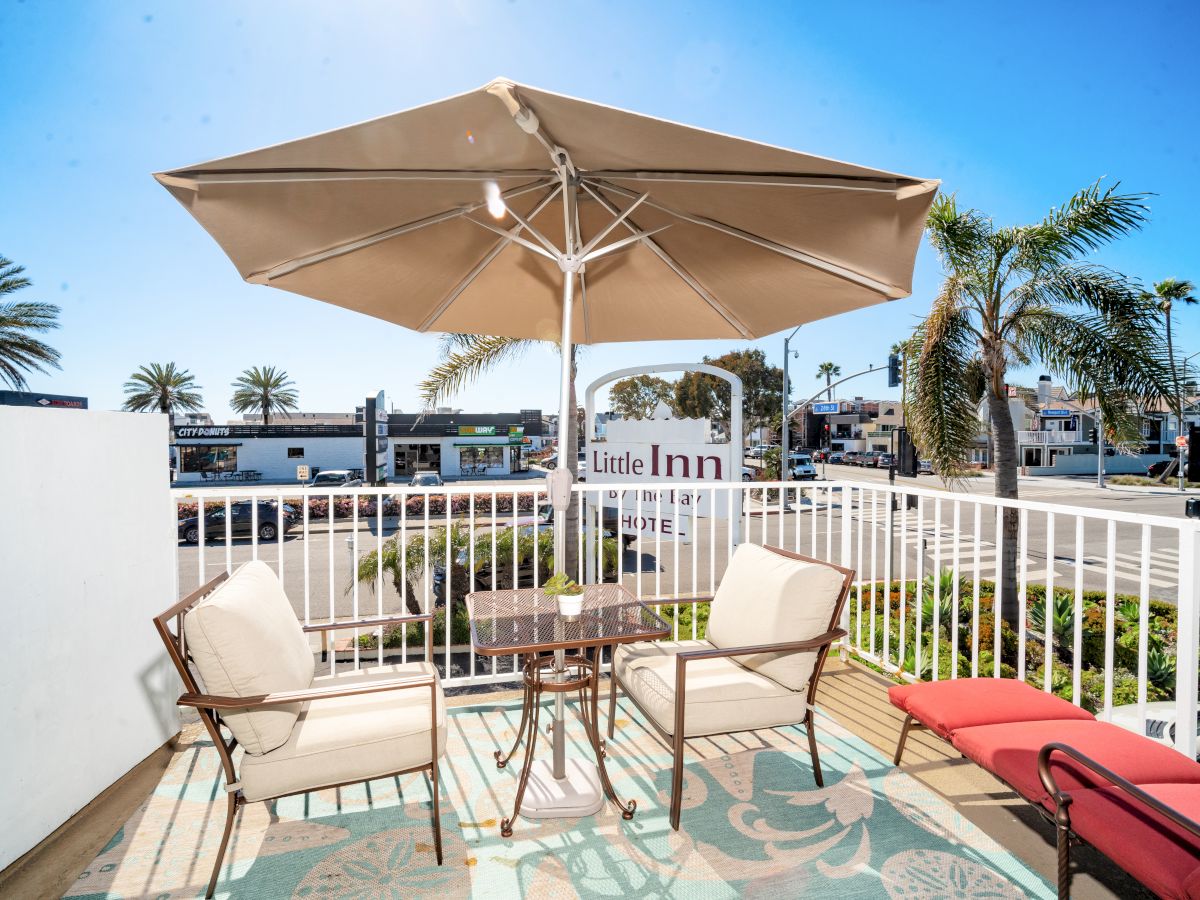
left=469, top=584, right=671, bottom=835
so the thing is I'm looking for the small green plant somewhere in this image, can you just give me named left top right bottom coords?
left=542, top=573, right=583, bottom=597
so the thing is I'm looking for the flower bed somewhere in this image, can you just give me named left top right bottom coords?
left=845, top=571, right=1184, bottom=713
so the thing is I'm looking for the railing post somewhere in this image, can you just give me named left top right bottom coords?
left=1175, top=525, right=1200, bottom=759
left=839, top=482, right=852, bottom=660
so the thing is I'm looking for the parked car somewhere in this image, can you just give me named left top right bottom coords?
left=742, top=465, right=755, bottom=482
left=309, top=469, right=363, bottom=488
left=178, top=500, right=296, bottom=544
left=842, top=451, right=860, bottom=466
left=876, top=453, right=896, bottom=469
left=409, top=472, right=444, bottom=487
left=788, top=453, right=817, bottom=480
left=828, top=451, right=845, bottom=465
left=918, top=459, right=934, bottom=475
left=857, top=451, right=881, bottom=467
left=1147, top=459, right=1174, bottom=479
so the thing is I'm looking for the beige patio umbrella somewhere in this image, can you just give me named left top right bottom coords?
left=155, top=77, right=937, bottom=809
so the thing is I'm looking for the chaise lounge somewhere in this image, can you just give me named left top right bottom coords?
left=890, top=677, right=1200, bottom=898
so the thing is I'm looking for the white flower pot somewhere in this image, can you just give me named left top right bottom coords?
left=557, top=593, right=583, bottom=618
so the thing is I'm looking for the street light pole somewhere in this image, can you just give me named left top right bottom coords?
left=1177, top=351, right=1200, bottom=492
left=781, top=326, right=800, bottom=482
left=1096, top=404, right=1105, bottom=489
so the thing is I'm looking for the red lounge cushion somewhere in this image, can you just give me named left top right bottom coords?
left=1062, top=783, right=1200, bottom=900
left=952, top=720, right=1200, bottom=806
left=888, top=678, right=1093, bottom=739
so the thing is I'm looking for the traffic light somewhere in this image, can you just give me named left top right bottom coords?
left=1088, top=427, right=1098, bottom=445
left=887, top=353, right=901, bottom=388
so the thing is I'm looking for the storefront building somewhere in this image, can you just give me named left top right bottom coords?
left=172, top=410, right=544, bottom=483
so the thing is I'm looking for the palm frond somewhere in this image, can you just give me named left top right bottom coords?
left=230, top=365, right=299, bottom=423
left=0, top=264, right=62, bottom=388
left=1004, top=263, right=1145, bottom=327
left=122, top=362, right=203, bottom=414
left=925, top=193, right=993, bottom=274
left=907, top=280, right=979, bottom=478
left=418, top=335, right=534, bottom=409
left=1015, top=308, right=1172, bottom=444
left=1014, top=180, right=1150, bottom=270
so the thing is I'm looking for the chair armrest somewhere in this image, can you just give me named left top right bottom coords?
left=302, top=613, right=432, bottom=633
left=675, top=628, right=847, bottom=663
left=642, top=594, right=714, bottom=606
left=1038, top=741, right=1200, bottom=839
left=178, top=673, right=436, bottom=710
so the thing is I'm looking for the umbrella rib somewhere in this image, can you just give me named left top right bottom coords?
left=248, top=179, right=553, bottom=283
left=464, top=217, right=558, bottom=261
left=158, top=168, right=553, bottom=189
left=582, top=170, right=923, bottom=193
left=417, top=185, right=562, bottom=332
left=582, top=183, right=753, bottom=339
left=579, top=270, right=592, bottom=345
left=588, top=177, right=900, bottom=297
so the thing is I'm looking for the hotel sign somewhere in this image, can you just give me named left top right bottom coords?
left=592, top=440, right=734, bottom=541
left=176, top=426, right=230, bottom=438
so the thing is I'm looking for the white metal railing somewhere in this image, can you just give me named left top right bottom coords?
left=1017, top=430, right=1082, bottom=445
left=171, top=477, right=1200, bottom=759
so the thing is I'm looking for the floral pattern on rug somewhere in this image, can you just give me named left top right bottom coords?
left=68, top=700, right=1052, bottom=898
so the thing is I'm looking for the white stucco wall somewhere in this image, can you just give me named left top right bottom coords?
left=0, top=409, right=178, bottom=870
left=174, top=435, right=364, bottom=483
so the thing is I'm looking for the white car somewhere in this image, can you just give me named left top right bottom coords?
left=742, top=466, right=755, bottom=482
left=308, top=469, right=363, bottom=488
left=788, top=454, right=817, bottom=480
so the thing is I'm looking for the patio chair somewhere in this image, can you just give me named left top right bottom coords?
left=608, top=544, right=852, bottom=829
left=153, top=560, right=445, bottom=898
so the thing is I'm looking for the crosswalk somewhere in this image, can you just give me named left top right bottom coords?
left=849, top=507, right=1179, bottom=592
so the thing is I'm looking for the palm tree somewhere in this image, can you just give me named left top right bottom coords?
left=419, top=334, right=584, bottom=578
left=230, top=366, right=299, bottom=425
left=1144, top=278, right=1197, bottom=473
left=815, top=361, right=841, bottom=401
left=122, top=362, right=203, bottom=425
left=0, top=257, right=62, bottom=389
left=908, top=182, right=1172, bottom=629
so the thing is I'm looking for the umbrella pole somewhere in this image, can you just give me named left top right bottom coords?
left=551, top=265, right=575, bottom=782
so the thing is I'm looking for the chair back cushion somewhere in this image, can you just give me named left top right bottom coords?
left=705, top=544, right=844, bottom=691
left=184, top=560, right=315, bottom=755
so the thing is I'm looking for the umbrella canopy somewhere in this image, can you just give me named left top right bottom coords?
left=155, top=78, right=937, bottom=345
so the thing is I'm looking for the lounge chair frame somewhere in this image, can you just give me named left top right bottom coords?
left=606, top=545, right=853, bottom=830
left=153, top=572, right=443, bottom=898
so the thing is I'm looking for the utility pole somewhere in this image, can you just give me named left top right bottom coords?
left=1096, top=405, right=1105, bottom=489
left=781, top=326, right=800, bottom=482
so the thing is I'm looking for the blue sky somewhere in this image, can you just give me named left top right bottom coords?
left=2, top=0, right=1197, bottom=420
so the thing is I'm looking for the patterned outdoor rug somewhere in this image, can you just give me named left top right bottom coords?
left=67, top=698, right=1052, bottom=898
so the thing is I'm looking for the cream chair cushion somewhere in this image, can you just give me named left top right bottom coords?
left=704, top=544, right=843, bottom=691
left=184, top=560, right=315, bottom=755
left=239, top=663, right=446, bottom=802
left=614, top=640, right=809, bottom=738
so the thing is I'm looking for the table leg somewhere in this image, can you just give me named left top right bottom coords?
left=588, top=649, right=637, bottom=820
left=501, top=664, right=543, bottom=838
left=495, top=655, right=530, bottom=769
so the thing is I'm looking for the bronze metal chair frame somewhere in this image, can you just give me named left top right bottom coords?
left=1038, top=741, right=1200, bottom=900
left=606, top=546, right=854, bottom=830
left=154, top=572, right=445, bottom=899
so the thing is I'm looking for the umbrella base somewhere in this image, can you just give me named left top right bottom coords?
left=520, top=759, right=604, bottom=819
